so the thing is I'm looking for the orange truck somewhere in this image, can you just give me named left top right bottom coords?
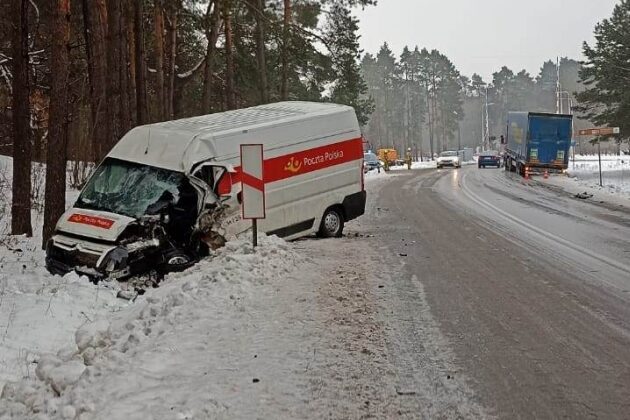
left=377, top=148, right=398, bottom=165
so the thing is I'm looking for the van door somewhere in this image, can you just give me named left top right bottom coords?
left=191, top=164, right=247, bottom=238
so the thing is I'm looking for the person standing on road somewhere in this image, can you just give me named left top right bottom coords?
left=405, top=148, right=412, bottom=170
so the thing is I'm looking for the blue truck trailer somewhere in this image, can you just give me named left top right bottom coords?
left=504, top=112, right=573, bottom=176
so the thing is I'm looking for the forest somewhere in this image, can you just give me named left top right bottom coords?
left=1, top=0, right=629, bottom=240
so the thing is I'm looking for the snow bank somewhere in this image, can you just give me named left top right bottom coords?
left=0, top=234, right=124, bottom=393
left=389, top=160, right=438, bottom=171
left=0, top=235, right=305, bottom=420
left=561, top=155, right=630, bottom=200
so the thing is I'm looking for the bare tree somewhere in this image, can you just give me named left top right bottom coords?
left=247, top=0, right=269, bottom=104
left=134, top=0, right=148, bottom=124
left=125, top=1, right=137, bottom=128
left=154, top=0, right=166, bottom=120
left=81, top=0, right=108, bottom=162
left=105, top=0, right=123, bottom=151
left=11, top=0, right=32, bottom=236
left=164, top=2, right=178, bottom=120
left=119, top=0, right=132, bottom=134
left=201, top=0, right=222, bottom=114
left=224, top=0, right=236, bottom=110
left=43, top=0, right=71, bottom=246
left=280, top=0, right=291, bottom=101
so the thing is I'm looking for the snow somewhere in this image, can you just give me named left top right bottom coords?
left=555, top=154, right=630, bottom=200
left=0, top=153, right=484, bottom=418
left=0, top=234, right=313, bottom=419
left=389, top=160, right=438, bottom=171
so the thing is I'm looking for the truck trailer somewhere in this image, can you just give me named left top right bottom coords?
left=504, top=112, right=573, bottom=176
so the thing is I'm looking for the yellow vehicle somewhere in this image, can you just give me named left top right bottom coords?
left=377, top=148, right=398, bottom=165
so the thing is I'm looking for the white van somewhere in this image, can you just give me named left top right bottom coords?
left=46, top=102, right=366, bottom=281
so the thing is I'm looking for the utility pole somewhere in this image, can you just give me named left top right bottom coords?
left=556, top=57, right=561, bottom=114
left=484, top=86, right=490, bottom=151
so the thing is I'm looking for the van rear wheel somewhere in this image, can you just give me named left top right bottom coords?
left=319, top=207, right=344, bottom=238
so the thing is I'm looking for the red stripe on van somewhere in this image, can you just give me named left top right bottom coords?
left=265, top=137, right=363, bottom=182
left=231, top=137, right=363, bottom=185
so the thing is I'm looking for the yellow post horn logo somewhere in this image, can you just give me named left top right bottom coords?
left=284, top=157, right=302, bottom=173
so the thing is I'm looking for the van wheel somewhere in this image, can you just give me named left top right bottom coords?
left=319, top=207, right=344, bottom=238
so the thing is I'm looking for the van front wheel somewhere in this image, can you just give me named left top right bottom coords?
left=319, top=207, right=344, bottom=238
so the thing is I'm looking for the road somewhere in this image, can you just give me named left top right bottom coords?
left=334, top=166, right=630, bottom=418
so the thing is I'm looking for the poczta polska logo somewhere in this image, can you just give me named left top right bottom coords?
left=284, top=150, right=345, bottom=174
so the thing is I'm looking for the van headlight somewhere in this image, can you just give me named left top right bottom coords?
left=99, top=247, right=129, bottom=273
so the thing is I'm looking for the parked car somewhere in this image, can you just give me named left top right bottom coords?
left=436, top=151, right=461, bottom=169
left=478, top=151, right=501, bottom=168
left=363, top=152, right=381, bottom=172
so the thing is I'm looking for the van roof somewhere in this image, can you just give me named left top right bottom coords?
left=107, top=101, right=359, bottom=172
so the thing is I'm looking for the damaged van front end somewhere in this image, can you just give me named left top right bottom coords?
left=45, top=157, right=233, bottom=284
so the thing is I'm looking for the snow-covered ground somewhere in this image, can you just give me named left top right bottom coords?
left=0, top=235, right=319, bottom=419
left=558, top=154, right=630, bottom=200
left=389, top=160, right=438, bottom=171
left=0, top=154, right=486, bottom=418
left=1, top=156, right=323, bottom=418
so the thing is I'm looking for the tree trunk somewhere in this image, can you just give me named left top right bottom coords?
left=154, top=0, right=166, bottom=120
left=281, top=0, right=291, bottom=100
left=106, top=0, right=123, bottom=152
left=81, top=0, right=108, bottom=162
left=248, top=0, right=268, bottom=104
left=134, top=0, right=147, bottom=124
left=201, top=0, right=221, bottom=114
left=165, top=5, right=177, bottom=119
left=119, top=1, right=131, bottom=134
left=125, top=0, right=137, bottom=128
left=223, top=0, right=236, bottom=110
left=11, top=0, right=32, bottom=236
left=43, top=0, right=71, bottom=246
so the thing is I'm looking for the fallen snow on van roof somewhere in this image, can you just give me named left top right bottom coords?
left=155, top=101, right=350, bottom=134
left=107, top=101, right=359, bottom=173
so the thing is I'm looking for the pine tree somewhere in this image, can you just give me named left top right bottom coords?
left=10, top=0, right=32, bottom=236
left=43, top=0, right=71, bottom=246
left=326, top=4, right=373, bottom=126
left=577, top=0, right=630, bottom=145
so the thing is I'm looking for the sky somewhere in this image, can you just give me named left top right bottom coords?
left=354, top=0, right=619, bottom=82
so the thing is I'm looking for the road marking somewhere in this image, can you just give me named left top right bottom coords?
left=459, top=172, right=630, bottom=288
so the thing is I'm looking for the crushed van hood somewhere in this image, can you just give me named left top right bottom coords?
left=55, top=208, right=135, bottom=242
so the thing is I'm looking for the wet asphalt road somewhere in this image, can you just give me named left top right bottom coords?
left=366, top=166, right=630, bottom=419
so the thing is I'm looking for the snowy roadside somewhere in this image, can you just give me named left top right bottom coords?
left=0, top=154, right=485, bottom=418
left=540, top=155, right=630, bottom=204
left=0, top=235, right=328, bottom=419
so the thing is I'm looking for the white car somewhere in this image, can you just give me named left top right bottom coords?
left=436, top=151, right=461, bottom=169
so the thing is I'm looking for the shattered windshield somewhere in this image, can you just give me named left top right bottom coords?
left=76, top=158, right=188, bottom=218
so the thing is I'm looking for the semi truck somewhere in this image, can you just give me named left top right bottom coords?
left=504, top=112, right=573, bottom=176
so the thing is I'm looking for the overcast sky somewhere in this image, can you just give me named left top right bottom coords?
left=354, top=0, right=619, bottom=82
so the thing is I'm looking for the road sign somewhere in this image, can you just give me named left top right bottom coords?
left=240, top=144, right=266, bottom=219
left=577, top=127, right=621, bottom=136
left=240, top=144, right=265, bottom=247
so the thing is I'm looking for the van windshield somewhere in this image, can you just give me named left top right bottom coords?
left=75, top=158, right=188, bottom=218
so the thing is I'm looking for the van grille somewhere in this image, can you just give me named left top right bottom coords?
left=49, top=245, right=100, bottom=268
